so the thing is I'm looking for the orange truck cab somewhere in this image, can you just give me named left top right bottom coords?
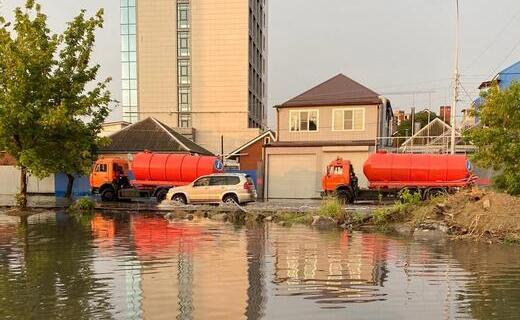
left=321, top=158, right=359, bottom=203
left=90, top=158, right=130, bottom=201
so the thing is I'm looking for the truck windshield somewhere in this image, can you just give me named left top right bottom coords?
left=333, top=166, right=343, bottom=175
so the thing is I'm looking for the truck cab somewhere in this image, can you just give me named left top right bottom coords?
left=90, top=158, right=130, bottom=201
left=321, top=158, right=359, bottom=203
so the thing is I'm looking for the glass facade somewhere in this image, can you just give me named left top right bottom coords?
left=121, top=0, right=138, bottom=123
left=177, top=1, right=191, bottom=128
left=248, top=0, right=267, bottom=129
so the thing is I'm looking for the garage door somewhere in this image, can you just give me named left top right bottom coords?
left=268, top=154, right=318, bottom=199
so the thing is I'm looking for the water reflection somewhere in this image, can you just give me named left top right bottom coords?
left=0, top=212, right=519, bottom=319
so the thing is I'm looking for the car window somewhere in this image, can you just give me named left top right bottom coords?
left=246, top=176, right=254, bottom=185
left=193, top=177, right=210, bottom=187
left=209, top=176, right=227, bottom=186
left=225, top=176, right=240, bottom=185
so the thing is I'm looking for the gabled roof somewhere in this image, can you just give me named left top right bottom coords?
left=226, top=130, right=276, bottom=158
left=277, top=74, right=381, bottom=108
left=100, top=117, right=214, bottom=155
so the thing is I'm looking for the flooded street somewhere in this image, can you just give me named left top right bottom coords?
left=0, top=212, right=519, bottom=320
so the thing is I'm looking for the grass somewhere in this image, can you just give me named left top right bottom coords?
left=371, top=189, right=426, bottom=232
left=68, top=197, right=95, bottom=214
left=318, top=198, right=344, bottom=219
left=276, top=212, right=314, bottom=225
left=503, top=233, right=520, bottom=245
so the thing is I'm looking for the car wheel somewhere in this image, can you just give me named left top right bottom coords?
left=223, top=194, right=239, bottom=205
left=101, top=187, right=116, bottom=202
left=172, top=194, right=187, bottom=205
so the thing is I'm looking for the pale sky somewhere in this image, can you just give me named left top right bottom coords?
left=1, top=0, right=520, bottom=125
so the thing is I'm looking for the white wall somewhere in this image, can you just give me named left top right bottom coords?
left=0, top=166, right=55, bottom=195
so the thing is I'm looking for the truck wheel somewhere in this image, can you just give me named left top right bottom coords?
left=155, top=189, right=168, bottom=202
left=337, top=190, right=354, bottom=204
left=172, top=194, right=187, bottom=205
left=101, top=187, right=116, bottom=202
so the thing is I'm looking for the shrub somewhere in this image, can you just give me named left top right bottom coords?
left=398, top=189, right=422, bottom=205
left=319, top=198, right=344, bottom=219
left=71, top=197, right=95, bottom=212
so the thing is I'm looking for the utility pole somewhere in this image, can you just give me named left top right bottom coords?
left=451, top=0, right=460, bottom=155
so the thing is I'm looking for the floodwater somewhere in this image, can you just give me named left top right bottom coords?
left=0, top=212, right=519, bottom=320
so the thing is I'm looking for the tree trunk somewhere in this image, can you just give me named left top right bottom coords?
left=18, top=166, right=28, bottom=208
left=65, top=173, right=75, bottom=199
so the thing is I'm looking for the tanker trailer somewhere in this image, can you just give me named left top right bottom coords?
left=90, top=152, right=223, bottom=202
left=363, top=151, right=477, bottom=198
left=322, top=151, right=477, bottom=203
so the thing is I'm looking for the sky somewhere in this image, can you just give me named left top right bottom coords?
left=1, top=0, right=520, bottom=126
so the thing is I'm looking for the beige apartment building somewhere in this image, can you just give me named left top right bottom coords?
left=265, top=74, right=393, bottom=199
left=121, top=0, right=267, bottom=154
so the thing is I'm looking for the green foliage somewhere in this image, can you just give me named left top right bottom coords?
left=276, top=212, right=314, bottom=225
left=319, top=198, right=344, bottom=219
left=351, top=211, right=366, bottom=225
left=75, top=198, right=95, bottom=211
left=0, top=1, right=111, bottom=204
left=464, top=82, right=520, bottom=195
left=398, top=189, right=422, bottom=205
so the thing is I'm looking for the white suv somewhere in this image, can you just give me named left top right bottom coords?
left=166, top=173, right=257, bottom=205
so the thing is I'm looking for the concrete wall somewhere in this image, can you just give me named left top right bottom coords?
left=0, top=166, right=55, bottom=195
left=277, top=105, right=379, bottom=142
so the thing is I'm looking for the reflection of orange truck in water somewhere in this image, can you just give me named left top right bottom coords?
left=90, top=152, right=224, bottom=202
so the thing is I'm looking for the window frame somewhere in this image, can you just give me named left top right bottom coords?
left=332, top=107, right=366, bottom=132
left=288, top=109, right=319, bottom=132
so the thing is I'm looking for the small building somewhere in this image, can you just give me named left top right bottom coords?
left=265, top=74, right=393, bottom=199
left=99, top=117, right=214, bottom=158
left=469, top=60, right=520, bottom=127
left=100, top=121, right=131, bottom=137
left=225, top=130, right=276, bottom=199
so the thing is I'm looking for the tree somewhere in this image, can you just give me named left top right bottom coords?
left=464, top=82, right=520, bottom=195
left=0, top=1, right=58, bottom=208
left=0, top=1, right=111, bottom=207
left=39, top=8, right=111, bottom=199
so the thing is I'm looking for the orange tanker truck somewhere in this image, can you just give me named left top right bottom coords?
left=90, top=152, right=224, bottom=202
left=322, top=151, right=479, bottom=203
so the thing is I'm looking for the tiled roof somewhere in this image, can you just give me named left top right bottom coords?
left=100, top=117, right=214, bottom=156
left=278, top=74, right=381, bottom=108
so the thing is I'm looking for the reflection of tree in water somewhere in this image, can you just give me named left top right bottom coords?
left=450, top=242, right=520, bottom=320
left=0, top=212, right=113, bottom=320
left=245, top=222, right=267, bottom=320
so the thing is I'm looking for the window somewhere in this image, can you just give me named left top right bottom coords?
left=177, top=31, right=190, bottom=57
left=333, top=108, right=365, bottom=131
left=179, top=114, right=191, bottom=128
left=193, top=177, right=210, bottom=187
left=178, top=60, right=190, bottom=85
left=289, top=110, right=318, bottom=132
left=177, top=3, right=189, bottom=29
left=178, top=87, right=191, bottom=112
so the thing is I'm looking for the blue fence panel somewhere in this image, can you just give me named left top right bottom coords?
left=54, top=173, right=91, bottom=198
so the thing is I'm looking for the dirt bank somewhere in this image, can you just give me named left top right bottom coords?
left=408, top=189, right=520, bottom=243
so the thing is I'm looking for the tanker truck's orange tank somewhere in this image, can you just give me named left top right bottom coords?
left=363, top=151, right=473, bottom=189
left=131, top=152, right=223, bottom=186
